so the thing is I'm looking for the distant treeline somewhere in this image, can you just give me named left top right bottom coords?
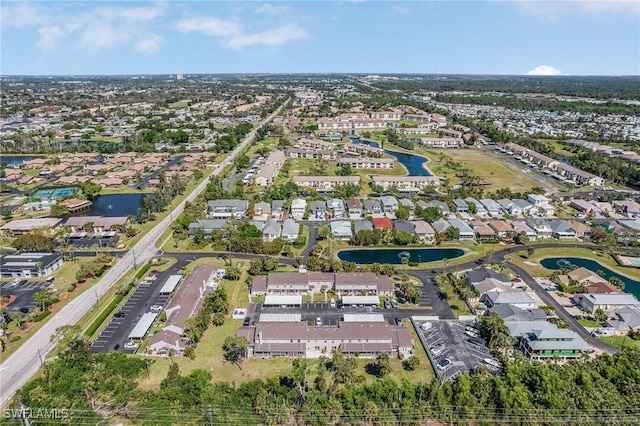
left=370, top=75, right=640, bottom=101
left=14, top=330, right=640, bottom=426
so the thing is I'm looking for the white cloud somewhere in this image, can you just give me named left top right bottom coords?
left=176, top=16, right=309, bottom=50
left=134, top=34, right=164, bottom=54
left=526, top=65, right=564, bottom=76
left=0, top=2, right=45, bottom=28
left=224, top=25, right=309, bottom=49
left=176, top=17, right=242, bottom=38
left=35, top=25, right=66, bottom=51
left=516, top=0, right=640, bottom=21
left=4, top=1, right=165, bottom=53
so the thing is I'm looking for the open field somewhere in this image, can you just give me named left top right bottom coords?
left=168, top=100, right=190, bottom=108
left=538, top=139, right=576, bottom=158
left=423, top=148, right=542, bottom=193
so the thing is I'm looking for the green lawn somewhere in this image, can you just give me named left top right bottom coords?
left=506, top=246, right=640, bottom=281
left=436, top=279, right=471, bottom=317
left=168, top=100, right=190, bottom=108
left=578, top=319, right=602, bottom=328
left=599, top=335, right=640, bottom=350
left=423, top=148, right=542, bottom=193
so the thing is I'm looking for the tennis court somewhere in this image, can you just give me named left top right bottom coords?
left=33, top=186, right=79, bottom=200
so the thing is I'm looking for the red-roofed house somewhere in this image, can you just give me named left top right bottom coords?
left=372, top=217, right=393, bottom=229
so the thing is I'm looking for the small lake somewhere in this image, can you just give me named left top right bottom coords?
left=1, top=156, right=44, bottom=166
left=540, top=257, right=640, bottom=299
left=350, top=138, right=432, bottom=177
left=338, top=248, right=464, bottom=264
left=86, top=193, right=145, bottom=217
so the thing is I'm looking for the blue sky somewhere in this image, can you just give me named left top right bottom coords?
left=1, top=1, right=639, bottom=75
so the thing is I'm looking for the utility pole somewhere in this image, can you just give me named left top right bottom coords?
left=132, top=248, right=138, bottom=270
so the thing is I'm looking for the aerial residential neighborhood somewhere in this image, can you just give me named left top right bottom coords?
left=0, top=1, right=639, bottom=423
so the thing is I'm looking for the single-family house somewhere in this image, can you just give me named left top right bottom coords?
left=363, top=199, right=383, bottom=216
left=379, top=196, right=399, bottom=214
left=290, top=198, right=307, bottom=220
left=353, top=220, right=373, bottom=234
left=271, top=200, right=285, bottom=220
left=549, top=220, right=577, bottom=240
left=331, top=220, right=353, bottom=240
left=606, top=307, right=640, bottom=334
left=569, top=199, right=600, bottom=215
left=453, top=199, right=469, bottom=213
left=262, top=220, right=282, bottom=242
left=327, top=198, right=346, bottom=218
left=281, top=219, right=300, bottom=242
left=519, top=327, right=590, bottom=360
left=508, top=220, right=538, bottom=240
left=393, top=219, right=415, bottom=235
left=254, top=202, right=271, bottom=218
left=411, top=220, right=435, bottom=243
left=423, top=200, right=450, bottom=216
left=208, top=200, right=248, bottom=219
left=347, top=198, right=362, bottom=217
left=188, top=219, right=226, bottom=237
left=497, top=199, right=521, bottom=216
left=431, top=218, right=451, bottom=235
left=576, top=293, right=640, bottom=313
left=526, top=218, right=553, bottom=239
left=372, top=217, right=393, bottom=230
left=480, top=199, right=503, bottom=217
left=399, top=198, right=415, bottom=213
left=469, top=221, right=497, bottom=241
left=310, top=200, right=327, bottom=220
left=568, top=220, right=590, bottom=239
left=488, top=220, right=513, bottom=239
left=465, top=197, right=487, bottom=216
left=448, top=217, right=476, bottom=241
left=511, top=199, right=535, bottom=216
left=481, top=291, right=537, bottom=310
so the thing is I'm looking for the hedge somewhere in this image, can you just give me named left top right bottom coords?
left=84, top=284, right=134, bottom=337
left=34, top=310, right=51, bottom=322
left=134, top=263, right=152, bottom=280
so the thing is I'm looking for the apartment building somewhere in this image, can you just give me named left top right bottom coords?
left=338, top=157, right=394, bottom=169
left=370, top=176, right=440, bottom=191
left=343, top=142, right=384, bottom=156
left=297, top=137, right=335, bottom=151
left=254, top=150, right=285, bottom=186
left=293, top=176, right=360, bottom=192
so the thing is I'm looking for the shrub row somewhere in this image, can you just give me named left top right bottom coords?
left=134, top=263, right=152, bottom=280
left=33, top=310, right=51, bottom=322
left=84, top=284, right=134, bottom=337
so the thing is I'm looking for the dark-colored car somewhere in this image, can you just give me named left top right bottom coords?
left=394, top=316, right=402, bottom=325
left=468, top=336, right=485, bottom=346
left=384, top=300, right=391, bottom=309
left=243, top=317, right=251, bottom=326
left=114, top=311, right=125, bottom=318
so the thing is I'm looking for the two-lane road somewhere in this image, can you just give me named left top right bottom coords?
left=0, top=100, right=289, bottom=408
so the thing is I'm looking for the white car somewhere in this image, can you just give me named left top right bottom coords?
left=150, top=305, right=163, bottom=312
left=124, top=341, right=139, bottom=350
left=437, top=358, right=452, bottom=370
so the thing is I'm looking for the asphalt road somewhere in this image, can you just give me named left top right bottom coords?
left=0, top=101, right=288, bottom=408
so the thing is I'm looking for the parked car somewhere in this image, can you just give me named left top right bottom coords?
left=315, top=317, right=322, bottom=326
left=243, top=317, right=251, bottom=326
left=468, top=336, right=485, bottom=346
left=124, top=341, right=139, bottom=350
left=150, top=305, right=163, bottom=312
left=384, top=300, right=391, bottom=309
left=114, top=311, right=125, bottom=318
left=390, top=300, right=398, bottom=308
left=465, top=330, right=480, bottom=338
left=394, top=316, right=402, bottom=325
left=437, top=358, right=452, bottom=370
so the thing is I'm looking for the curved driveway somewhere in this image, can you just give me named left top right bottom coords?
left=0, top=101, right=288, bottom=408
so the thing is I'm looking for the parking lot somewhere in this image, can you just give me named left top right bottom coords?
left=418, top=320, right=501, bottom=381
left=256, top=302, right=430, bottom=327
left=90, top=262, right=186, bottom=354
left=0, top=280, right=51, bottom=314
left=60, top=236, right=119, bottom=249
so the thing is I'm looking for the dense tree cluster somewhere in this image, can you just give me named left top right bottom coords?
left=14, top=330, right=640, bottom=425
left=11, top=234, right=54, bottom=252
